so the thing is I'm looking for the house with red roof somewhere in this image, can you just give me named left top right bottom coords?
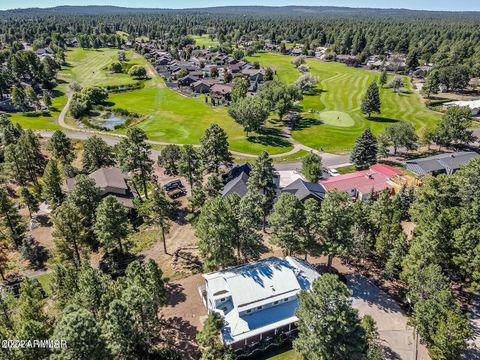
left=320, top=164, right=403, bottom=200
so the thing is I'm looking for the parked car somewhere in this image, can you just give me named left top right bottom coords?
left=163, top=179, right=183, bottom=191
left=167, top=187, right=187, bottom=199
left=326, top=168, right=340, bottom=177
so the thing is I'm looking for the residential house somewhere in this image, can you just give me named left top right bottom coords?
left=320, top=164, right=404, bottom=200
left=281, top=179, right=325, bottom=202
left=199, top=257, right=320, bottom=353
left=178, top=74, right=198, bottom=87
left=210, top=83, right=233, bottom=101
left=241, top=69, right=264, bottom=82
left=405, top=151, right=478, bottom=176
left=443, top=100, right=480, bottom=117
left=221, top=172, right=250, bottom=198
left=66, top=167, right=137, bottom=208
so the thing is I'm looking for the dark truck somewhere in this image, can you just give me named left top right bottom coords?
left=162, top=179, right=186, bottom=199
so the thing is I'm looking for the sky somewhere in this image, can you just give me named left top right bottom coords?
left=1, top=0, right=479, bottom=11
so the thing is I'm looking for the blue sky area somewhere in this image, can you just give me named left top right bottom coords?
left=1, top=0, right=479, bottom=11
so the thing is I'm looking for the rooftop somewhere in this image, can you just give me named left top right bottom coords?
left=203, top=257, right=320, bottom=344
left=281, top=178, right=325, bottom=202
left=320, top=164, right=402, bottom=195
left=405, top=151, right=478, bottom=175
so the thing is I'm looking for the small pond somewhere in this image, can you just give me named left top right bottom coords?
left=91, top=113, right=127, bottom=130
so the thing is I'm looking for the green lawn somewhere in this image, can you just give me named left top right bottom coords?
left=33, top=272, right=53, bottom=295
left=9, top=48, right=144, bottom=130
left=191, top=35, right=219, bottom=48
left=109, top=86, right=292, bottom=154
left=267, top=350, right=301, bottom=360
left=246, top=53, right=442, bottom=154
left=9, top=93, right=66, bottom=130
left=61, top=48, right=148, bottom=88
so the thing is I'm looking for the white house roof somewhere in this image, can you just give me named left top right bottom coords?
left=444, top=99, right=480, bottom=110
left=203, top=257, right=321, bottom=344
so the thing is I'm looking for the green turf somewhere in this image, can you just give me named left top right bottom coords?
left=190, top=35, right=220, bottom=48
left=109, top=86, right=292, bottom=154
left=8, top=48, right=146, bottom=130
left=33, top=272, right=53, bottom=294
left=267, top=350, right=300, bottom=360
left=314, top=111, right=355, bottom=127
left=246, top=53, right=442, bottom=154
left=9, top=92, right=66, bottom=130
left=61, top=48, right=148, bottom=88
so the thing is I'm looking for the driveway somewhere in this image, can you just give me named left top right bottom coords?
left=347, top=274, right=431, bottom=360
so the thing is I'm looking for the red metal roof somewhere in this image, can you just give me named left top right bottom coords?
left=320, top=164, right=402, bottom=195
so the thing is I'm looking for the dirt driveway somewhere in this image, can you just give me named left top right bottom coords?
left=347, top=274, right=431, bottom=360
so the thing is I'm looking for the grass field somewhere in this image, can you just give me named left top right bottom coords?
left=10, top=48, right=144, bottom=130
left=246, top=53, right=442, bottom=154
left=9, top=93, right=66, bottom=130
left=61, top=48, right=148, bottom=87
left=109, top=84, right=292, bottom=154
left=191, top=35, right=219, bottom=48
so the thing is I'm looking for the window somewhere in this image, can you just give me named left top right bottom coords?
left=284, top=298, right=289, bottom=302
left=274, top=301, right=279, bottom=305
left=220, top=298, right=225, bottom=302
left=257, top=306, right=263, bottom=310
left=246, top=309, right=251, bottom=314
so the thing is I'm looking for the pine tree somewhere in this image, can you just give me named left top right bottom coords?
left=195, top=196, right=237, bottom=271
left=301, top=152, right=323, bottom=182
left=318, top=191, right=353, bottom=269
left=52, top=201, right=88, bottom=269
left=158, top=144, right=180, bottom=176
left=51, top=305, right=108, bottom=360
left=116, top=128, right=153, bottom=199
left=20, top=187, right=39, bottom=218
left=200, top=124, right=232, bottom=174
left=204, top=174, right=223, bottom=198
left=42, top=89, right=52, bottom=108
left=294, top=274, right=367, bottom=360
left=82, top=135, right=115, bottom=173
left=246, top=151, right=277, bottom=232
left=361, top=82, right=381, bottom=118
left=94, top=196, right=131, bottom=254
left=178, top=145, right=203, bottom=190
left=140, top=187, right=174, bottom=254
left=269, top=192, right=305, bottom=256
left=66, top=174, right=101, bottom=236
left=0, top=187, right=25, bottom=247
left=379, top=69, right=388, bottom=87
left=47, top=130, right=74, bottom=166
left=350, top=128, right=378, bottom=169
left=13, top=279, right=52, bottom=360
left=196, top=312, right=232, bottom=360
left=43, top=159, right=63, bottom=208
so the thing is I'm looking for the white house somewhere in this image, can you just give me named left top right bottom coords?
left=444, top=99, right=480, bottom=116
left=198, top=257, right=320, bottom=353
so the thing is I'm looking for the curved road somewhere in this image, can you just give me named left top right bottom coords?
left=48, top=92, right=350, bottom=169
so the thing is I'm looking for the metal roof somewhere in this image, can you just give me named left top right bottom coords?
left=405, top=151, right=478, bottom=175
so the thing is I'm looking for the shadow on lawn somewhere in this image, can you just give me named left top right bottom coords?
left=248, top=127, right=291, bottom=148
left=293, top=116, right=322, bottom=130
left=367, top=116, right=399, bottom=123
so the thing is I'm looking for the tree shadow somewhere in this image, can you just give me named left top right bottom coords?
left=303, top=88, right=327, bottom=96
left=160, top=316, right=198, bottom=360
left=293, top=116, right=322, bottom=130
left=367, top=116, right=399, bottom=123
left=383, top=344, right=402, bottom=360
left=248, top=127, right=291, bottom=148
left=19, top=237, right=49, bottom=270
left=99, top=250, right=139, bottom=278
left=165, top=282, right=187, bottom=306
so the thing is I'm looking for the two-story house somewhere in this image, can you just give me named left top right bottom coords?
left=198, top=257, right=320, bottom=353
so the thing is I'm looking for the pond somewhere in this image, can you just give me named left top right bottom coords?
left=91, top=113, right=127, bottom=130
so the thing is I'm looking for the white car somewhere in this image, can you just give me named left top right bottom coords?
left=327, top=168, right=340, bottom=177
